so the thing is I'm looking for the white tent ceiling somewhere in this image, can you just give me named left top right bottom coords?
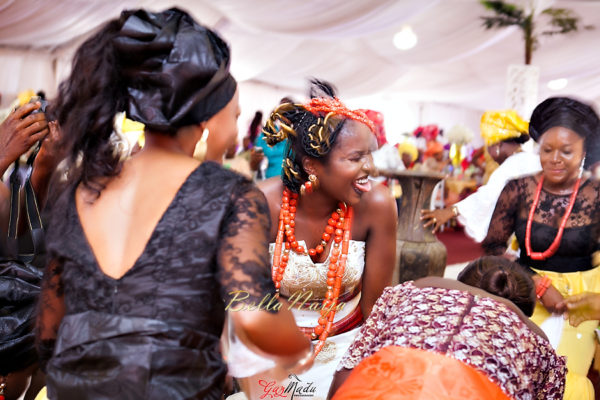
left=0, top=0, right=599, bottom=141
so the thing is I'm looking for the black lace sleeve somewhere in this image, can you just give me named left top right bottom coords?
left=217, top=181, right=279, bottom=313
left=35, top=257, right=65, bottom=371
left=482, top=179, right=520, bottom=256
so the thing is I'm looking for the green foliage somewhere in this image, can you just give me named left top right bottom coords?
left=541, top=8, right=594, bottom=36
left=480, top=1, right=525, bottom=28
left=479, top=0, right=593, bottom=64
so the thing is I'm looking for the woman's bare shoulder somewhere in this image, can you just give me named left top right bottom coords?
left=357, top=181, right=397, bottom=219
left=257, top=178, right=283, bottom=201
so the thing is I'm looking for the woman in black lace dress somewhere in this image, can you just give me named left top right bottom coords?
left=482, top=97, right=600, bottom=400
left=35, top=8, right=311, bottom=400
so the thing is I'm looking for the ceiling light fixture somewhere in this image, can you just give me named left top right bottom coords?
left=547, top=78, right=568, bottom=90
left=393, top=26, right=418, bottom=50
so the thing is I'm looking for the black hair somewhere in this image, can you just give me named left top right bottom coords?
left=54, top=18, right=128, bottom=197
left=248, top=111, right=263, bottom=143
left=262, top=79, right=346, bottom=193
left=54, top=8, right=236, bottom=198
left=458, top=256, right=536, bottom=316
left=279, top=96, right=295, bottom=105
left=502, top=133, right=530, bottom=145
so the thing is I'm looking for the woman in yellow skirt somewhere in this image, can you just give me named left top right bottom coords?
left=482, top=96, right=600, bottom=400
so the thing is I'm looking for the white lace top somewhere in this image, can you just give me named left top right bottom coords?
left=269, top=240, right=365, bottom=300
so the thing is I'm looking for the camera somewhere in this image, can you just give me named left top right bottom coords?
left=28, top=96, right=47, bottom=115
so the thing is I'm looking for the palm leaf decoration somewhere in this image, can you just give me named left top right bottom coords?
left=480, top=0, right=593, bottom=64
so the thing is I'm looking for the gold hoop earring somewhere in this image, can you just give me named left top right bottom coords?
left=309, top=174, right=319, bottom=190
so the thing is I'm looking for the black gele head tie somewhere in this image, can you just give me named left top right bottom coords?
left=113, top=8, right=237, bottom=133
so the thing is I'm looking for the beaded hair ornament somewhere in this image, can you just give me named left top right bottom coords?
left=303, top=97, right=375, bottom=134
left=263, top=97, right=375, bottom=192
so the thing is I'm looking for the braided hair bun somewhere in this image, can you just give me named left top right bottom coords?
left=458, top=256, right=536, bottom=316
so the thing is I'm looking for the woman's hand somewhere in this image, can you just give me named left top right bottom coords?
left=0, top=102, right=48, bottom=173
left=420, top=207, right=454, bottom=233
left=558, top=293, right=600, bottom=327
left=539, top=285, right=565, bottom=314
left=249, top=147, right=265, bottom=172
left=34, top=120, right=64, bottom=171
left=531, top=274, right=564, bottom=314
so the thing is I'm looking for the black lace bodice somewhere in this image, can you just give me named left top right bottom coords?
left=482, top=175, right=600, bottom=273
left=36, top=162, right=277, bottom=399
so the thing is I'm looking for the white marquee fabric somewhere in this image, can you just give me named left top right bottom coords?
left=0, top=0, right=599, bottom=142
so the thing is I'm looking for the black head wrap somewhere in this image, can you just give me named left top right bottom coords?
left=529, top=97, right=600, bottom=168
left=0, top=262, right=42, bottom=375
left=113, top=8, right=237, bottom=133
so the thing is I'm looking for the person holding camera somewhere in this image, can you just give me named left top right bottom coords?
left=0, top=101, right=48, bottom=176
left=0, top=100, right=61, bottom=400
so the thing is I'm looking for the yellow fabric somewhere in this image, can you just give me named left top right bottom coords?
left=121, top=115, right=145, bottom=148
left=509, top=235, right=519, bottom=251
left=531, top=266, right=600, bottom=400
left=397, top=142, right=418, bottom=163
left=121, top=117, right=145, bottom=134
left=480, top=110, right=528, bottom=147
left=482, top=148, right=499, bottom=184
left=34, top=386, right=48, bottom=400
left=17, top=89, right=36, bottom=106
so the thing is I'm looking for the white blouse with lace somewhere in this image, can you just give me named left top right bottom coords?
left=269, top=240, right=365, bottom=327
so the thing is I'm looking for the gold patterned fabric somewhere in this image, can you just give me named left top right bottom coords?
left=269, top=240, right=364, bottom=301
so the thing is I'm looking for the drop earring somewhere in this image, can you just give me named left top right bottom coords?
left=300, top=174, right=319, bottom=196
left=1, top=377, right=6, bottom=400
left=200, top=128, right=210, bottom=143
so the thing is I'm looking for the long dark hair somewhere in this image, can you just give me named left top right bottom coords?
left=54, top=19, right=128, bottom=197
left=54, top=8, right=237, bottom=198
left=458, top=256, right=536, bottom=316
left=248, top=111, right=263, bottom=143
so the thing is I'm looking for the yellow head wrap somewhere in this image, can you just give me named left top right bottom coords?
left=480, top=110, right=529, bottom=147
left=397, top=141, right=419, bottom=163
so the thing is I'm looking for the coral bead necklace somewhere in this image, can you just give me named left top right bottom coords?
left=525, top=175, right=581, bottom=261
left=272, top=188, right=353, bottom=355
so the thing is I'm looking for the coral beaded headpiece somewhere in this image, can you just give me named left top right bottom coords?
left=303, top=97, right=376, bottom=134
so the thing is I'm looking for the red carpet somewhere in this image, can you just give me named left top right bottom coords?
left=435, top=227, right=483, bottom=265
